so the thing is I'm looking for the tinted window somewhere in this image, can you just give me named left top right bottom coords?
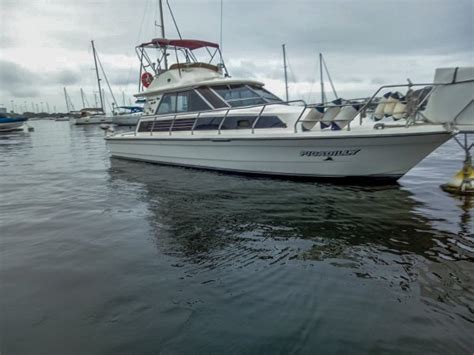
left=172, top=118, right=195, bottom=131
left=157, top=90, right=210, bottom=114
left=255, top=116, right=286, bottom=128
left=194, top=116, right=223, bottom=130
left=197, top=87, right=228, bottom=108
left=137, top=120, right=154, bottom=132
left=251, top=86, right=282, bottom=102
left=157, top=94, right=176, bottom=115
left=228, top=98, right=266, bottom=107
left=220, top=116, right=256, bottom=130
left=213, top=85, right=259, bottom=101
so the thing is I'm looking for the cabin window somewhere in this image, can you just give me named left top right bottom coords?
left=156, top=90, right=211, bottom=115
left=137, top=120, right=154, bottom=132
left=194, top=116, right=223, bottom=130
left=250, top=86, right=282, bottom=102
left=220, top=116, right=256, bottom=130
left=196, top=87, right=229, bottom=108
left=212, top=85, right=266, bottom=108
left=254, top=116, right=287, bottom=128
left=156, top=94, right=176, bottom=115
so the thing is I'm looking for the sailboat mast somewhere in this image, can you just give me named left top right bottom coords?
left=282, top=44, right=289, bottom=102
left=91, top=40, right=104, bottom=111
left=80, top=88, right=86, bottom=108
left=63, top=87, right=70, bottom=112
left=158, top=0, right=168, bottom=70
left=319, top=53, right=325, bottom=103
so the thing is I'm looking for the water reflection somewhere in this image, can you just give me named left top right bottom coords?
left=108, top=159, right=474, bottom=332
left=109, top=158, right=472, bottom=262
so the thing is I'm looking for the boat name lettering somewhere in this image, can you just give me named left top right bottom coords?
left=300, top=149, right=361, bottom=157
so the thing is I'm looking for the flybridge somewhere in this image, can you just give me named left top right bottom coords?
left=135, top=38, right=228, bottom=92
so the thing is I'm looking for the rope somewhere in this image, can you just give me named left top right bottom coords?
left=166, top=0, right=182, bottom=39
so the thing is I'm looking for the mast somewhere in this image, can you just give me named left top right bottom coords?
left=319, top=53, right=325, bottom=103
left=282, top=44, right=289, bottom=102
left=64, top=87, right=70, bottom=112
left=91, top=40, right=104, bottom=111
left=80, top=88, right=86, bottom=108
left=158, top=0, right=168, bottom=70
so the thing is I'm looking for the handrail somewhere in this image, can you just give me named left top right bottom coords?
left=251, top=105, right=268, bottom=134
left=190, top=111, right=201, bottom=135
left=217, top=108, right=232, bottom=135
left=293, top=106, right=309, bottom=133
left=169, top=114, right=178, bottom=135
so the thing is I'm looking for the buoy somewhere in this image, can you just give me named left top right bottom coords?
left=383, top=92, right=402, bottom=117
left=392, top=95, right=407, bottom=120
left=321, top=98, right=342, bottom=129
left=332, top=103, right=360, bottom=130
left=441, top=157, right=474, bottom=195
left=374, top=92, right=390, bottom=121
left=301, top=106, right=324, bottom=131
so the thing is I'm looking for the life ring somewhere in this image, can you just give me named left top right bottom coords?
left=141, top=72, right=154, bottom=88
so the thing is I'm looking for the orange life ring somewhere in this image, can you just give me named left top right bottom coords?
left=141, top=72, right=154, bottom=88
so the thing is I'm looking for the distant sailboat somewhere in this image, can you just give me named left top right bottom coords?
left=71, top=41, right=112, bottom=125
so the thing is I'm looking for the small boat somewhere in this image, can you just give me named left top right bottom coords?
left=71, top=108, right=112, bottom=125
left=111, top=106, right=144, bottom=126
left=71, top=41, right=113, bottom=125
left=0, top=115, right=28, bottom=132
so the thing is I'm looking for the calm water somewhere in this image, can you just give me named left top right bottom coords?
left=1, top=120, right=473, bottom=354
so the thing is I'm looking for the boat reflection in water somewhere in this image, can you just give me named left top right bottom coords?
left=108, top=158, right=473, bottom=352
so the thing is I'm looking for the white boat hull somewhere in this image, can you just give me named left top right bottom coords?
left=72, top=116, right=113, bottom=125
left=106, top=130, right=451, bottom=179
left=112, top=115, right=141, bottom=126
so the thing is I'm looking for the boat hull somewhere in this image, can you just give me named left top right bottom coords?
left=106, top=131, right=451, bottom=179
left=112, top=115, right=141, bottom=126
left=0, top=117, right=28, bottom=132
left=72, top=116, right=113, bottom=125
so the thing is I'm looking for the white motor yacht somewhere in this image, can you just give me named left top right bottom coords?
left=105, top=38, right=473, bottom=180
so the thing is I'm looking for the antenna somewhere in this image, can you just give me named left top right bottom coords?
left=282, top=44, right=289, bottom=101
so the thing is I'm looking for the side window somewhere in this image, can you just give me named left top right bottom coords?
left=137, top=120, right=154, bottom=132
left=255, top=116, right=286, bottom=129
left=176, top=92, right=188, bottom=113
left=157, top=93, right=176, bottom=115
left=194, top=116, right=223, bottom=130
left=157, top=91, right=210, bottom=114
left=220, top=116, right=256, bottom=130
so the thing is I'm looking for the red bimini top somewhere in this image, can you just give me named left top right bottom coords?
left=139, top=38, right=219, bottom=50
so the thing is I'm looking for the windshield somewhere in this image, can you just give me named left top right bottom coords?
left=211, top=84, right=282, bottom=108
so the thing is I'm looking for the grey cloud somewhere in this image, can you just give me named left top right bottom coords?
left=0, top=60, right=41, bottom=98
left=52, top=70, right=82, bottom=85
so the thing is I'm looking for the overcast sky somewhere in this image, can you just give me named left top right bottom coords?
left=0, top=0, right=472, bottom=113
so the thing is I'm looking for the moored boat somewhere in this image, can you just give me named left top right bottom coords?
left=0, top=115, right=29, bottom=132
left=111, top=106, right=144, bottom=126
left=105, top=37, right=472, bottom=180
